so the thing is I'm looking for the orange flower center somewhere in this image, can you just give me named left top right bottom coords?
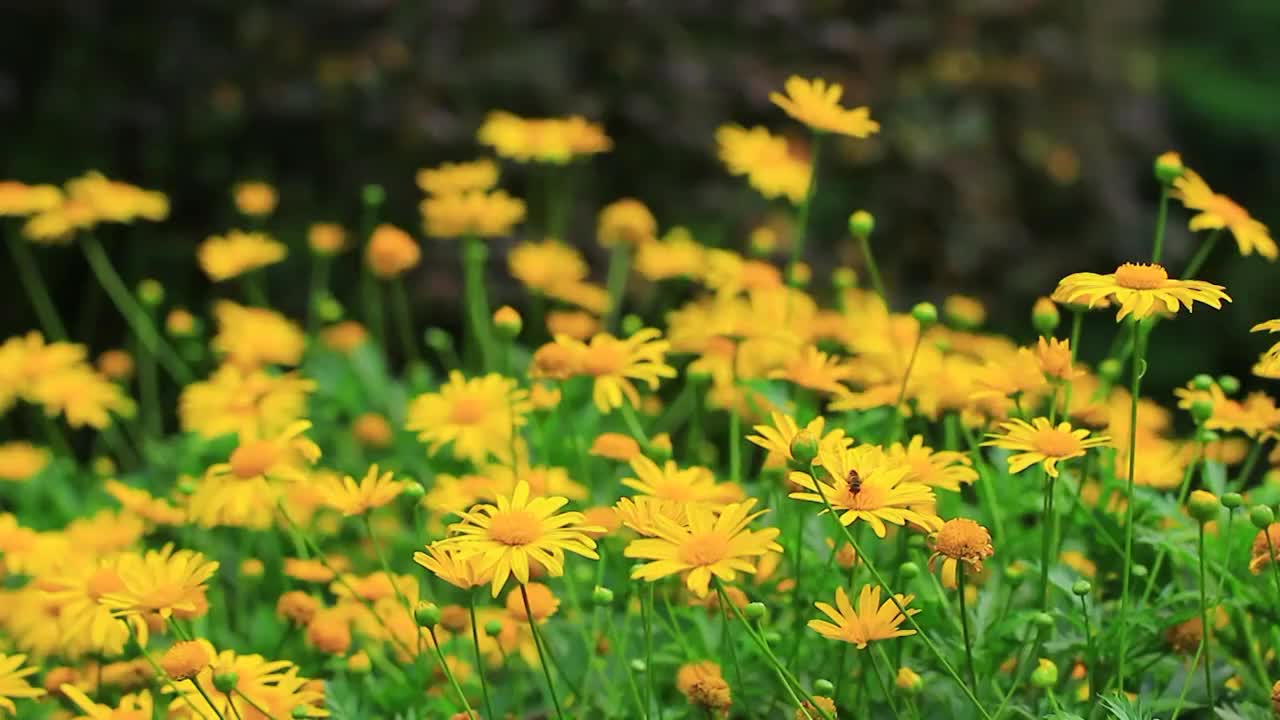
left=229, top=440, right=279, bottom=479
left=840, top=475, right=885, bottom=509
left=581, top=342, right=626, bottom=376
left=86, top=567, right=126, bottom=600
left=449, top=394, right=488, bottom=425
left=678, top=531, right=730, bottom=567
left=1113, top=262, right=1168, bottom=290
left=932, top=518, right=993, bottom=562
left=488, top=511, right=541, bottom=546
left=1031, top=428, right=1082, bottom=458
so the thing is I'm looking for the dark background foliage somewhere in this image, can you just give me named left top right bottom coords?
left=3, top=0, right=1279, bottom=396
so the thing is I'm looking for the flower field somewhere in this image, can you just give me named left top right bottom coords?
left=3, top=73, right=1280, bottom=719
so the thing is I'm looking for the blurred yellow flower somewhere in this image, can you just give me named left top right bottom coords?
left=407, top=371, right=531, bottom=463
left=178, top=364, right=315, bottom=440
left=198, top=229, right=287, bottom=282
left=770, top=76, right=880, bottom=138
left=317, top=465, right=407, bottom=516
left=99, top=545, right=219, bottom=620
left=308, top=222, right=346, bottom=255
left=365, top=223, right=421, bottom=278
left=0, top=181, right=62, bottom=216
left=212, top=301, right=306, bottom=369
left=421, top=189, right=527, bottom=238
left=232, top=180, right=278, bottom=217
left=539, top=329, right=676, bottom=413
left=597, top=198, right=657, bottom=248
left=1172, top=168, right=1276, bottom=260
left=478, top=111, right=611, bottom=163
left=715, top=124, right=811, bottom=204
left=0, top=442, right=48, bottom=482
left=417, top=158, right=499, bottom=196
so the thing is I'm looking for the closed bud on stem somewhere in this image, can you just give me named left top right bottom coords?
left=1030, top=659, right=1059, bottom=689
left=1250, top=504, right=1275, bottom=529
left=361, top=184, right=385, bottom=208
left=1188, top=490, right=1221, bottom=524
left=402, top=482, right=425, bottom=500
left=1154, top=151, right=1184, bottom=186
left=1032, top=297, right=1060, bottom=335
left=1218, top=375, right=1241, bottom=395
left=787, top=262, right=811, bottom=288
left=848, top=210, right=875, bottom=238
left=492, top=306, right=522, bottom=338
left=1191, top=373, right=1216, bottom=391
left=1032, top=613, right=1054, bottom=633
left=137, top=278, right=164, bottom=307
left=1195, top=428, right=1220, bottom=444
left=763, top=630, right=782, bottom=645
left=592, top=586, right=615, bottom=606
left=898, top=562, right=920, bottom=580
left=911, top=302, right=938, bottom=328
left=647, top=433, right=673, bottom=462
left=1131, top=564, right=1148, bottom=578
left=484, top=619, right=503, bottom=636
left=831, top=267, right=857, bottom=290
left=315, top=294, right=343, bottom=323
left=1071, top=580, right=1092, bottom=596
left=414, top=602, right=441, bottom=627
left=1189, top=399, right=1215, bottom=425
left=213, top=672, right=239, bottom=694
left=1099, top=359, right=1122, bottom=383
left=1222, top=492, right=1244, bottom=509
left=789, top=431, right=820, bottom=468
left=813, top=679, right=835, bottom=695
left=744, top=602, right=767, bottom=621
left=621, top=314, right=644, bottom=337
left=424, top=328, right=453, bottom=352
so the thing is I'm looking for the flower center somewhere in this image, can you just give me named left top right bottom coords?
left=932, top=519, right=992, bottom=561
left=449, top=394, right=488, bottom=425
left=1032, top=428, right=1082, bottom=458
left=228, top=440, right=279, bottom=479
left=488, top=511, right=541, bottom=546
left=1113, top=262, right=1168, bottom=290
left=86, top=567, right=125, bottom=600
left=581, top=343, right=626, bottom=377
left=840, top=474, right=885, bottom=509
left=678, top=531, right=730, bottom=567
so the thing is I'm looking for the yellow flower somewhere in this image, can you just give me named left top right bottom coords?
left=769, top=345, right=855, bottom=394
left=21, top=198, right=96, bottom=244
left=622, top=455, right=742, bottom=505
left=0, top=442, right=49, bottom=482
left=589, top=432, right=642, bottom=461
left=478, top=111, right=611, bottom=163
left=406, top=371, right=531, bottom=463
left=63, top=171, right=168, bottom=224
left=613, top=496, right=689, bottom=537
left=160, top=640, right=211, bottom=681
left=307, top=222, right=346, bottom=255
left=1249, top=523, right=1280, bottom=574
left=504, top=582, right=560, bottom=623
left=546, top=310, right=600, bottom=340
left=27, top=364, right=133, bottom=430
left=1053, top=262, right=1230, bottom=322
left=929, top=518, right=995, bottom=583
left=541, top=329, right=677, bottom=413
left=232, top=180, right=278, bottom=217
left=770, top=76, right=881, bottom=138
left=746, top=411, right=851, bottom=467
left=99, top=545, right=219, bottom=620
left=413, top=544, right=491, bottom=591
left=0, top=654, right=44, bottom=715
left=808, top=585, right=918, bottom=648
left=169, top=646, right=328, bottom=720
left=211, top=301, right=306, bottom=369
left=1034, top=337, right=1082, bottom=382
left=983, top=417, right=1111, bottom=477
left=436, top=481, right=602, bottom=596
left=597, top=198, right=657, bottom=248
left=887, top=435, right=977, bottom=492
left=625, top=498, right=782, bottom=597
left=317, top=465, right=406, bottom=516
left=715, top=124, right=811, bottom=204
left=105, top=480, right=186, bottom=525
left=944, top=294, right=987, bottom=328
left=0, top=181, right=62, bottom=216
left=509, top=238, right=590, bottom=294
left=188, top=420, right=321, bottom=529
left=636, top=227, right=706, bottom=281
left=416, top=158, right=499, bottom=196
left=61, top=684, right=154, bottom=720
left=421, top=189, right=526, bottom=238
left=179, top=364, right=315, bottom=440
left=675, top=661, right=733, bottom=712
left=1172, top=168, right=1276, bottom=260
left=789, top=444, right=943, bottom=537
left=198, top=229, right=287, bottom=281
left=96, top=348, right=134, bottom=380
left=365, top=223, right=421, bottom=278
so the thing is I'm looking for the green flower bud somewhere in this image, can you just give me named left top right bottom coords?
left=1071, top=580, right=1092, bottom=596
left=630, top=658, right=647, bottom=673
left=1031, top=297, right=1060, bottom=335
left=1222, top=492, right=1244, bottom=509
left=786, top=262, right=811, bottom=288
left=1098, top=359, right=1122, bottom=383
left=789, top=431, right=820, bottom=468
left=493, top=306, right=522, bottom=339
left=137, top=278, right=164, bottom=307
left=813, top=678, right=835, bottom=695
left=1131, top=564, right=1148, bottom=578
left=1191, top=374, right=1216, bottom=391
left=763, top=630, right=782, bottom=645
left=898, top=562, right=920, bottom=580
left=402, top=482, right=426, bottom=500
left=1188, top=490, right=1221, bottom=524
left=592, top=586, right=615, bottom=606
left=424, top=328, right=454, bottom=352
left=484, top=619, right=503, bottom=636
left=1250, top=505, right=1275, bottom=529
left=361, top=184, right=385, bottom=207
left=1218, top=375, right=1241, bottom=395
left=1154, top=151, right=1184, bottom=186
left=848, top=210, right=875, bottom=238
left=621, top=314, right=644, bottom=337
left=1029, top=658, right=1059, bottom=689
left=1194, top=428, right=1220, bottom=444
left=911, top=302, right=938, bottom=328
left=213, top=671, right=239, bottom=694
left=744, top=602, right=767, bottom=621
left=315, top=294, right=344, bottom=323
left=831, top=267, right=857, bottom=290
left=414, top=602, right=441, bottom=627
left=1189, top=399, right=1215, bottom=425
left=1005, top=562, right=1028, bottom=584
left=1032, top=613, right=1054, bottom=633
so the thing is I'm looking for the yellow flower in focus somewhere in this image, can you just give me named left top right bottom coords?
left=178, top=364, right=315, bottom=440
left=887, top=435, right=977, bottom=492
left=1172, top=168, right=1276, bottom=260
left=770, top=76, right=881, bottom=138
left=413, top=544, right=491, bottom=591
left=436, top=481, right=602, bottom=596
left=789, top=444, right=943, bottom=537
left=0, top=442, right=49, bottom=482
left=188, top=420, right=320, bottom=529
left=198, top=230, right=287, bottom=282
left=421, top=190, right=527, bottom=238
left=417, top=158, right=499, bottom=196
left=625, top=498, right=782, bottom=597
left=808, top=585, right=918, bottom=648
left=308, top=222, right=346, bottom=255
left=211, top=301, right=306, bottom=369
left=478, top=111, right=611, bottom=163
left=232, top=181, right=278, bottom=217
left=622, top=455, right=741, bottom=505
left=983, top=417, right=1111, bottom=478
left=929, top=517, right=995, bottom=583
left=365, top=223, right=421, bottom=278
left=406, top=371, right=531, bottom=463
left=99, top=546, right=219, bottom=620
left=1053, top=262, right=1230, bottom=322
left=544, top=329, right=677, bottom=413
left=746, top=411, right=851, bottom=467
left=317, top=465, right=407, bottom=516
left=597, top=198, right=657, bottom=248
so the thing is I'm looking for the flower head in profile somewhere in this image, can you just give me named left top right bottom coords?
left=0, top=181, right=62, bottom=217
left=769, top=345, right=856, bottom=395
left=1250, top=318, right=1280, bottom=379
left=197, top=229, right=287, bottom=282
left=541, top=329, right=677, bottom=413
left=478, top=111, right=611, bottom=163
left=211, top=301, right=306, bottom=369
left=416, top=158, right=499, bottom=196
left=317, top=465, right=407, bottom=516
left=437, top=481, right=602, bottom=596
left=0, top=441, right=49, bottom=483
left=808, top=585, right=918, bottom=649
left=613, top=496, right=689, bottom=537
left=983, top=417, right=1110, bottom=478
left=625, top=498, right=782, bottom=597
left=365, top=223, right=421, bottom=278
left=1172, top=168, right=1276, bottom=260
left=622, top=455, right=741, bottom=505
left=789, top=444, right=942, bottom=537
left=770, top=76, right=880, bottom=138
left=99, top=545, right=219, bottom=620
left=597, top=198, right=657, bottom=248
left=413, top=544, right=491, bottom=590
left=421, top=190, right=527, bottom=238
left=887, top=436, right=977, bottom=492
left=406, top=371, right=531, bottom=464
left=929, top=518, right=994, bottom=582
left=675, top=660, right=733, bottom=713
left=715, top=124, right=811, bottom=204
left=1053, top=262, right=1230, bottom=322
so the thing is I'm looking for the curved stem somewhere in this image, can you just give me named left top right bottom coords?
left=1038, top=471, right=1057, bottom=611
left=429, top=626, right=477, bottom=719
left=1197, top=524, right=1215, bottom=709
left=1078, top=594, right=1096, bottom=705
left=468, top=590, right=496, bottom=720
left=1181, top=229, right=1219, bottom=280
left=957, top=564, right=979, bottom=696
left=891, top=329, right=925, bottom=442
left=6, top=229, right=67, bottom=339
left=856, top=233, right=886, bottom=302
left=522, top=583, right=566, bottom=719
left=1151, top=188, right=1169, bottom=264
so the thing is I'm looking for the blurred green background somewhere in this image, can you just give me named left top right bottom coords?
left=2, top=1, right=1278, bottom=398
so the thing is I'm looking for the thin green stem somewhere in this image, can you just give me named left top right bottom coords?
left=390, top=278, right=422, bottom=368
left=362, top=515, right=419, bottom=657
left=641, top=582, right=655, bottom=719
left=6, top=230, right=67, bottom=339
left=1181, top=230, right=1220, bottom=280
left=1264, top=532, right=1280, bottom=611
left=522, top=584, right=566, bottom=719
left=618, top=400, right=650, bottom=444
left=80, top=233, right=192, bottom=384
left=1078, top=593, right=1096, bottom=705
left=1140, top=440, right=1204, bottom=606
left=865, top=641, right=903, bottom=719
left=468, top=590, right=496, bottom=720
left=791, top=132, right=824, bottom=270
left=430, top=626, right=478, bottom=719
left=1169, top=642, right=1205, bottom=720
left=857, top=232, right=888, bottom=301
left=957, top=564, right=979, bottom=697
left=1151, top=187, right=1169, bottom=263
left=604, top=244, right=632, bottom=332
left=1117, top=319, right=1149, bottom=692
left=1038, top=471, right=1057, bottom=611
left=957, top=417, right=1006, bottom=545
left=462, top=237, right=495, bottom=371
left=190, top=683, right=230, bottom=720
left=714, top=589, right=748, bottom=712
left=1197, top=523, right=1215, bottom=709
left=306, top=254, right=331, bottom=333
left=891, top=329, right=925, bottom=442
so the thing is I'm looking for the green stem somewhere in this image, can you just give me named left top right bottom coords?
left=957, top=563, right=979, bottom=697
left=1168, top=642, right=1205, bottom=720
left=80, top=233, right=192, bottom=384
left=1078, top=593, right=1095, bottom=705
left=1139, top=440, right=1204, bottom=606
left=957, top=417, right=1006, bottom=545
left=190, top=682, right=230, bottom=720
left=1117, top=319, right=1149, bottom=692
left=467, top=591, right=494, bottom=720
left=240, top=271, right=268, bottom=307
left=6, top=229, right=68, bottom=339
left=715, top=589, right=748, bottom=712
left=1181, top=229, right=1220, bottom=280
left=1197, top=524, right=1215, bottom=709
left=891, top=329, right=925, bottom=442
left=1264, top=531, right=1280, bottom=613
left=462, top=237, right=495, bottom=372
left=857, top=232, right=887, bottom=301
left=522, top=584, right=566, bottom=719
left=389, top=278, right=422, bottom=368
left=306, top=254, right=330, bottom=333
left=641, top=582, right=655, bottom=719
left=791, top=132, right=824, bottom=270
left=604, top=244, right=632, bottom=332
left=1038, top=471, right=1057, bottom=611
left=430, top=626, right=478, bottom=719
left=866, top=642, right=903, bottom=719
left=618, top=400, right=650, bottom=444
left=1151, top=187, right=1169, bottom=263
left=362, top=515, right=419, bottom=657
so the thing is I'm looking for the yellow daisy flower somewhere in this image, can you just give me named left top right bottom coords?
left=413, top=544, right=491, bottom=591
left=437, top=481, right=602, bottom=597
left=232, top=180, right=277, bottom=217
left=0, top=442, right=49, bottom=482
left=197, top=229, right=287, bottom=282
left=1172, top=168, right=1276, bottom=260
left=99, top=545, right=220, bottom=620
left=928, top=518, right=995, bottom=582
left=1052, top=262, right=1230, bottom=322
left=317, top=465, right=407, bottom=516
left=625, top=498, right=782, bottom=597
left=621, top=455, right=742, bottom=505
left=211, top=301, right=306, bottom=369
left=769, top=345, right=856, bottom=395
left=543, top=329, right=677, bottom=413
left=178, top=364, right=315, bottom=441
left=808, top=585, right=919, bottom=648
left=770, top=75, right=880, bottom=138
left=789, top=444, right=942, bottom=537
left=420, top=189, right=527, bottom=239
left=0, top=654, right=44, bottom=715
left=406, top=371, right=531, bottom=464
left=416, top=158, right=499, bottom=196
left=982, top=417, right=1111, bottom=478
left=887, top=435, right=978, bottom=492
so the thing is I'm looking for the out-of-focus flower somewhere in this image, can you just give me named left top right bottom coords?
left=198, top=230, right=287, bottom=282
